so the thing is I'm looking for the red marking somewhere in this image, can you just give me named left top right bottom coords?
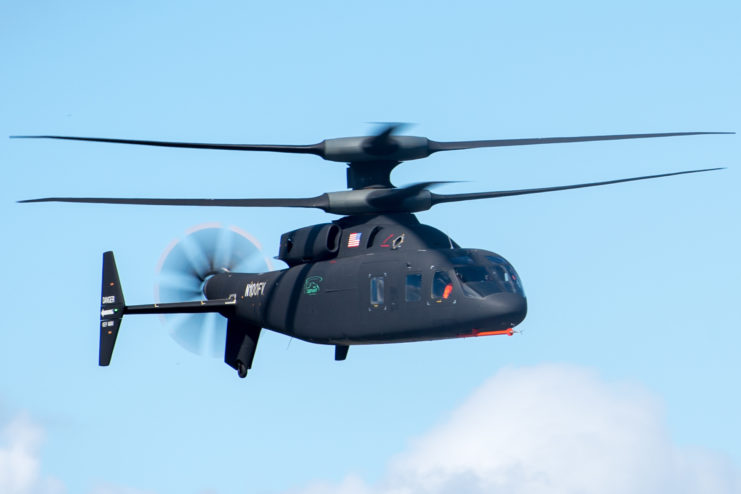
left=107, top=330, right=113, bottom=335
left=442, top=283, right=453, bottom=299
left=459, top=328, right=514, bottom=338
left=109, top=282, right=115, bottom=286
left=380, top=234, right=394, bottom=247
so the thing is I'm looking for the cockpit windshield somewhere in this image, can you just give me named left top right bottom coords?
left=451, top=253, right=524, bottom=298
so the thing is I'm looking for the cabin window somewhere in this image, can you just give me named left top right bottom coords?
left=431, top=271, right=453, bottom=300
left=370, top=276, right=385, bottom=306
left=405, top=274, right=422, bottom=302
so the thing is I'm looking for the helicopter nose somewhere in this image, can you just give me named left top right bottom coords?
left=486, top=292, right=527, bottom=327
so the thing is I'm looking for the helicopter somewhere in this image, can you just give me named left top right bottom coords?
left=14, top=126, right=731, bottom=379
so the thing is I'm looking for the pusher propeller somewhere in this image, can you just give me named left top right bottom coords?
left=156, top=225, right=268, bottom=356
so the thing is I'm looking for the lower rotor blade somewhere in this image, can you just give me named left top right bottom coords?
left=429, top=132, right=734, bottom=152
left=430, top=168, right=724, bottom=205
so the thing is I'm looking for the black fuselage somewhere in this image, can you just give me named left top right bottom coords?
left=204, top=213, right=527, bottom=346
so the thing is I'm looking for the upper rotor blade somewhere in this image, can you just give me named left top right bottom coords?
left=362, top=123, right=410, bottom=156
left=13, top=131, right=733, bottom=168
left=10, top=135, right=325, bottom=156
left=372, top=123, right=407, bottom=140
left=18, top=195, right=330, bottom=209
left=430, top=168, right=724, bottom=205
left=428, top=132, right=734, bottom=152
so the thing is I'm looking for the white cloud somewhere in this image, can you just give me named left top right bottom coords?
left=0, top=413, right=155, bottom=494
left=0, top=413, right=64, bottom=494
left=286, top=364, right=740, bottom=494
left=3, top=365, right=739, bottom=494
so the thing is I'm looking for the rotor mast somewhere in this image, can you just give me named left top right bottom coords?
left=346, top=160, right=400, bottom=189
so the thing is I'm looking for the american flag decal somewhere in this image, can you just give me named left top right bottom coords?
left=347, top=232, right=362, bottom=248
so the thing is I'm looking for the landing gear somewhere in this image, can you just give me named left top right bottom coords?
left=334, top=344, right=349, bottom=361
left=225, top=321, right=261, bottom=379
left=237, top=361, right=248, bottom=378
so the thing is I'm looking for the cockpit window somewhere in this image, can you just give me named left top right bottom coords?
left=454, top=256, right=524, bottom=297
left=453, top=266, right=487, bottom=298
left=445, top=253, right=476, bottom=265
left=455, top=265, right=488, bottom=282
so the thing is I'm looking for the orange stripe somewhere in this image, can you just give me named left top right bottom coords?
left=474, top=328, right=513, bottom=337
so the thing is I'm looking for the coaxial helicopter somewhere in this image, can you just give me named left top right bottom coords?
left=14, top=127, right=730, bottom=378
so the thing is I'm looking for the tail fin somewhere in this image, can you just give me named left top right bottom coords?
left=100, top=251, right=125, bottom=366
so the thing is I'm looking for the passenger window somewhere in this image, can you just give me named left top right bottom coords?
left=370, top=276, right=385, bottom=306
left=405, top=274, right=422, bottom=302
left=431, top=271, right=453, bottom=300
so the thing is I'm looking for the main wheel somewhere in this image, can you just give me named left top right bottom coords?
left=237, top=361, right=248, bottom=378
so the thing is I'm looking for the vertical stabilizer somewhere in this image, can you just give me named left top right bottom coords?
left=100, top=251, right=125, bottom=366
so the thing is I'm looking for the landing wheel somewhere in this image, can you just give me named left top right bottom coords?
left=237, top=361, right=248, bottom=378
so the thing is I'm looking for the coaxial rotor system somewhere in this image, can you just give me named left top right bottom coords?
left=13, top=125, right=731, bottom=213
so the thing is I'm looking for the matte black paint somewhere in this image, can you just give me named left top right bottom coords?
left=16, top=126, right=730, bottom=379
left=100, top=213, right=528, bottom=375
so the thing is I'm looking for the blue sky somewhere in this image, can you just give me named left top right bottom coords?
left=1, top=1, right=739, bottom=493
